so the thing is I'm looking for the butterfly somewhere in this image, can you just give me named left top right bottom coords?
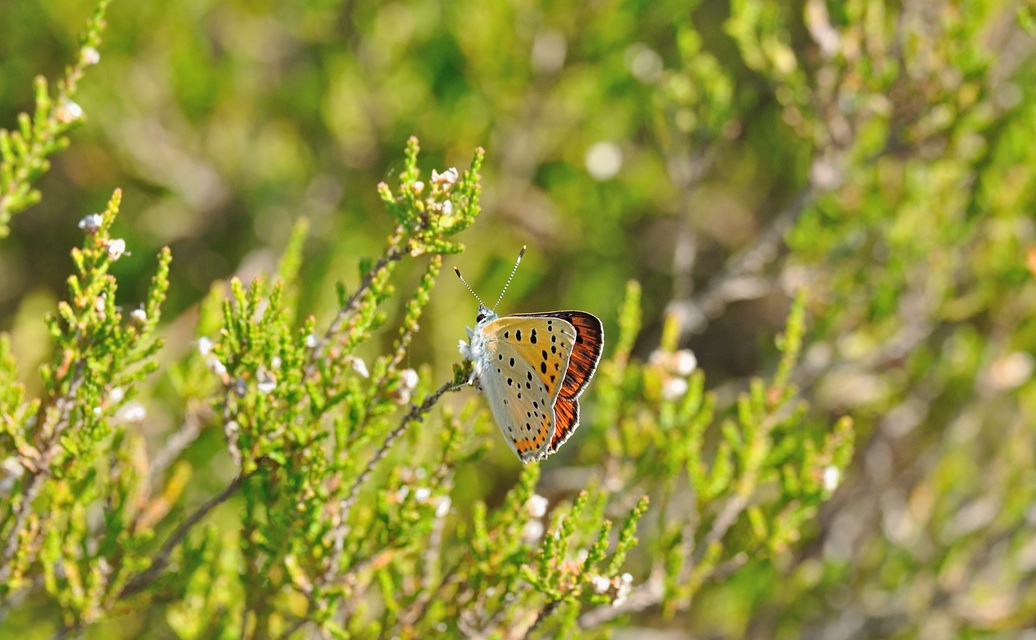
left=456, top=247, right=604, bottom=463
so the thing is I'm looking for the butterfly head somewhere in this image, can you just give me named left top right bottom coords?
left=462, top=304, right=497, bottom=346
left=474, top=303, right=497, bottom=325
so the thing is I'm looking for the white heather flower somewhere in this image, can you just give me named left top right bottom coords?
left=401, top=368, right=419, bottom=389
left=348, top=356, right=369, bottom=378
left=614, top=573, right=633, bottom=607
left=440, top=199, right=453, bottom=216
left=661, top=376, right=689, bottom=401
left=106, top=238, right=128, bottom=260
left=651, top=348, right=698, bottom=377
left=521, top=519, right=545, bottom=543
left=414, top=487, right=431, bottom=503
left=395, top=486, right=410, bottom=502
left=672, top=349, right=698, bottom=376
left=78, top=213, right=103, bottom=233
left=591, top=574, right=610, bottom=594
left=130, top=308, right=147, bottom=325
left=435, top=495, right=452, bottom=518
left=432, top=167, right=459, bottom=185
left=525, top=494, right=549, bottom=519
left=55, top=100, right=84, bottom=124
left=257, top=368, right=277, bottom=394
left=412, top=180, right=425, bottom=194
left=197, top=336, right=214, bottom=356
left=823, top=465, right=841, bottom=492
left=207, top=356, right=226, bottom=377
left=81, top=46, right=101, bottom=65
left=394, top=368, right=420, bottom=403
left=116, top=401, right=147, bottom=424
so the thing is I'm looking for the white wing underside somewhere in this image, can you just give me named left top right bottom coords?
left=471, top=316, right=578, bottom=462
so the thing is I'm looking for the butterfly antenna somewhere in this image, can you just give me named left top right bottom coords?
left=492, top=245, right=526, bottom=311
left=453, top=265, right=486, bottom=308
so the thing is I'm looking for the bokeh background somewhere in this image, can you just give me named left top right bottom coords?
left=3, top=0, right=1036, bottom=636
left=0, top=0, right=802, bottom=382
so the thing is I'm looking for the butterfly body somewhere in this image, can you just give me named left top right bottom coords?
left=459, top=302, right=604, bottom=463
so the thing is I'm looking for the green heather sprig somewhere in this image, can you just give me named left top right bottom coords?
left=580, top=285, right=855, bottom=622
left=0, top=189, right=170, bottom=625
left=0, top=0, right=111, bottom=237
left=5, top=0, right=1033, bottom=634
left=0, top=132, right=852, bottom=637
left=114, top=139, right=487, bottom=636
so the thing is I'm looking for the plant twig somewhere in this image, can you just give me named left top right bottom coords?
left=0, top=370, right=88, bottom=583
left=304, top=243, right=405, bottom=377
left=667, top=183, right=815, bottom=336
left=148, top=401, right=209, bottom=482
left=119, top=473, right=245, bottom=598
left=577, top=578, right=665, bottom=629
left=329, top=379, right=458, bottom=559
left=521, top=598, right=562, bottom=640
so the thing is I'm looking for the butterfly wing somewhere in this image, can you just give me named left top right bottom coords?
left=513, top=311, right=603, bottom=456
left=547, top=396, right=579, bottom=455
left=477, top=316, right=574, bottom=462
left=480, top=315, right=579, bottom=402
left=478, top=312, right=603, bottom=461
left=512, top=311, right=604, bottom=400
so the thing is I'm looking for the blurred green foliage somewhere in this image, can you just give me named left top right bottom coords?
left=2, top=0, right=1036, bottom=637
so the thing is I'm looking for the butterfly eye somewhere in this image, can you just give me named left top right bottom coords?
left=476, top=313, right=486, bottom=323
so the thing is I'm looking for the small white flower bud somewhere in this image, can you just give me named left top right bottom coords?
left=116, top=401, right=147, bottom=424
left=521, top=519, right=545, bottom=543
left=823, top=465, right=841, bottom=492
left=257, top=368, right=276, bottom=394
left=81, top=46, right=101, bottom=65
left=197, top=336, right=214, bottom=356
left=55, top=100, right=84, bottom=124
left=348, top=356, right=369, bottom=378
left=106, top=238, right=127, bottom=260
left=78, top=213, right=103, bottom=233
left=525, top=494, right=549, bottom=519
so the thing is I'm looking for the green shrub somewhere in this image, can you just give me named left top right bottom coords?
left=2, top=0, right=1035, bottom=638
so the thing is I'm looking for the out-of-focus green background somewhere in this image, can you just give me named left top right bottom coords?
left=5, top=0, right=1036, bottom=636
left=0, top=0, right=795, bottom=383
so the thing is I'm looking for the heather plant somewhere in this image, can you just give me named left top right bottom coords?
left=0, top=6, right=851, bottom=637
left=2, top=0, right=1036, bottom=638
